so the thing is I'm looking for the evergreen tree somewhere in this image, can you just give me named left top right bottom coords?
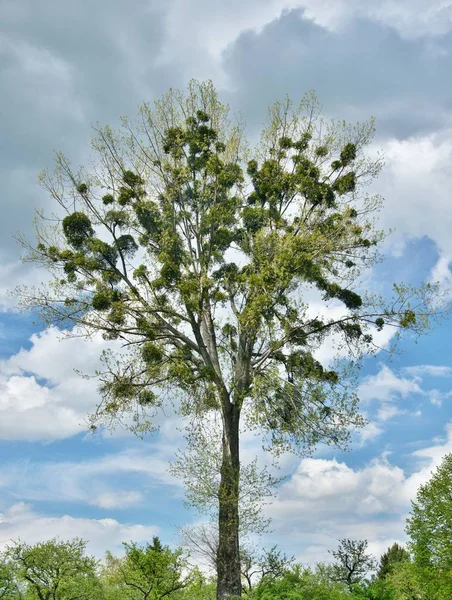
left=376, top=542, right=410, bottom=580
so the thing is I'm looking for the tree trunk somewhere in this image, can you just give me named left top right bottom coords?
left=216, top=399, right=241, bottom=600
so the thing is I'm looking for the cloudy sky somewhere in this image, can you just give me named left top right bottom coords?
left=1, top=0, right=452, bottom=566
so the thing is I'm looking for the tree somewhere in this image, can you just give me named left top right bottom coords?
left=240, top=546, right=295, bottom=594
left=5, top=538, right=101, bottom=600
left=180, top=523, right=293, bottom=593
left=404, top=453, right=452, bottom=597
left=102, top=537, right=190, bottom=600
left=328, top=539, right=376, bottom=588
left=0, top=559, right=21, bottom=600
left=18, top=80, right=445, bottom=599
left=385, top=560, right=450, bottom=600
left=376, top=543, right=410, bottom=580
left=178, top=574, right=216, bottom=600
left=250, top=565, right=350, bottom=600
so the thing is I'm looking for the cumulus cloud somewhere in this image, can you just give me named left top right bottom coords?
left=354, top=362, right=451, bottom=443
left=358, top=421, right=385, bottom=444
left=359, top=364, right=423, bottom=403
left=375, top=132, right=452, bottom=263
left=0, top=327, right=118, bottom=440
left=93, top=491, right=144, bottom=510
left=265, top=420, right=452, bottom=564
left=222, top=10, right=452, bottom=138
left=0, top=503, right=159, bottom=556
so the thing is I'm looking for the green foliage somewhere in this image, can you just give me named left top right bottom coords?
left=62, top=212, right=94, bottom=249
left=102, top=537, right=191, bottom=600
left=5, top=538, right=101, bottom=600
left=0, top=558, right=20, bottom=600
left=250, top=565, right=350, bottom=600
left=406, top=453, right=452, bottom=570
left=328, top=539, right=376, bottom=588
left=384, top=560, right=452, bottom=600
left=22, top=82, right=440, bottom=440
left=376, top=543, right=410, bottom=580
left=241, top=545, right=295, bottom=593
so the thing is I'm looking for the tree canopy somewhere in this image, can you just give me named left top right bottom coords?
left=328, top=539, right=376, bottom=588
left=5, top=538, right=101, bottom=600
left=405, top=453, right=452, bottom=596
left=103, top=537, right=191, bottom=600
left=376, top=543, right=410, bottom=580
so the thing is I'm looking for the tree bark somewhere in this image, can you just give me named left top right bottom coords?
left=216, top=399, right=241, bottom=600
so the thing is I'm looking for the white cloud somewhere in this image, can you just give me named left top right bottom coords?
left=428, top=389, right=446, bottom=406
left=265, top=420, right=452, bottom=564
left=376, top=403, right=403, bottom=422
left=154, top=0, right=452, bottom=82
left=0, top=326, right=119, bottom=440
left=0, top=258, right=49, bottom=312
left=376, top=132, right=452, bottom=265
left=0, top=446, right=182, bottom=508
left=356, top=363, right=450, bottom=435
left=0, top=35, right=84, bottom=121
left=0, top=503, right=158, bottom=557
left=430, top=255, right=452, bottom=294
left=359, top=364, right=423, bottom=403
left=0, top=321, right=188, bottom=442
left=359, top=421, right=384, bottom=443
left=93, top=491, right=143, bottom=510
left=402, top=364, right=452, bottom=377
left=155, top=0, right=299, bottom=77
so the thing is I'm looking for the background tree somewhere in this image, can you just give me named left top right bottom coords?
left=240, top=545, right=295, bottom=594
left=385, top=560, right=445, bottom=600
left=249, top=564, right=350, bottom=600
left=0, top=558, right=21, bottom=600
left=328, top=539, right=376, bottom=588
left=175, top=574, right=216, bottom=600
left=376, top=543, right=410, bottom=580
left=5, top=538, right=101, bottom=600
left=102, top=537, right=191, bottom=600
left=406, top=453, right=452, bottom=572
left=180, top=523, right=293, bottom=593
left=179, top=523, right=219, bottom=574
left=18, top=80, right=446, bottom=599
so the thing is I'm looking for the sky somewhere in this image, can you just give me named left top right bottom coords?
left=1, top=0, right=452, bottom=568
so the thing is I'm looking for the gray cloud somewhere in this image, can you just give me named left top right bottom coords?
left=0, top=0, right=182, bottom=265
left=222, top=10, right=452, bottom=139
left=2, top=1, right=452, bottom=285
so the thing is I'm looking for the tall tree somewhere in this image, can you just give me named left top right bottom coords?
left=328, top=539, right=376, bottom=588
left=376, top=542, right=410, bottom=580
left=406, top=453, right=452, bottom=573
left=18, top=81, right=445, bottom=599
left=5, top=538, right=101, bottom=600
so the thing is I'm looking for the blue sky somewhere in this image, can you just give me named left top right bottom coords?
left=1, top=0, right=452, bottom=565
